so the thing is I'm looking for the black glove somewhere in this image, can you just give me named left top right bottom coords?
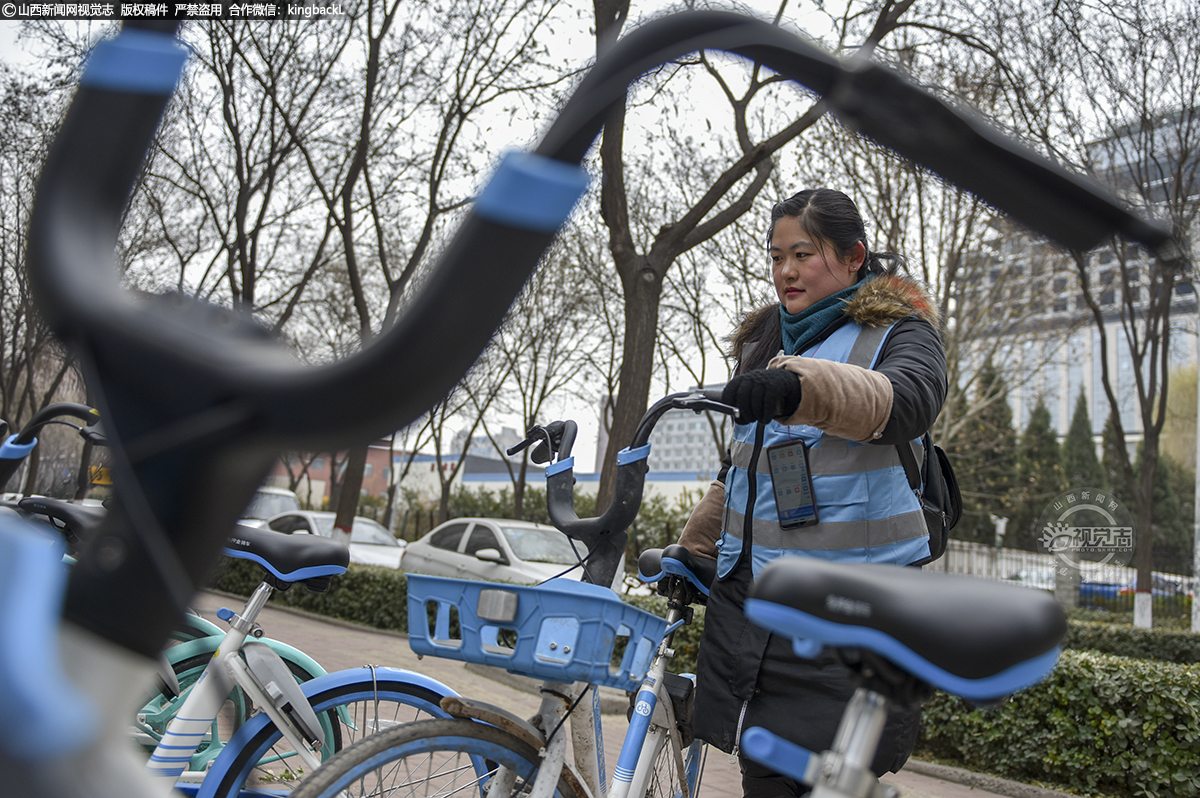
left=722, top=369, right=802, bottom=424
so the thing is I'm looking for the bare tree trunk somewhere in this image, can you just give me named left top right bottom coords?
left=597, top=263, right=662, bottom=508
left=73, top=440, right=93, bottom=501
left=383, top=433, right=398, bottom=529
left=1133, top=437, right=1158, bottom=625
left=513, top=457, right=529, bottom=520
left=438, top=480, right=453, bottom=525
left=21, top=444, right=39, bottom=497
left=333, top=443, right=369, bottom=543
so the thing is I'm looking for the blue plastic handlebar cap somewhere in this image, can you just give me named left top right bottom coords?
left=545, top=457, right=575, bottom=477
left=0, top=434, right=36, bottom=461
left=616, top=444, right=651, bottom=466
left=80, top=28, right=189, bottom=94
left=474, top=151, right=591, bottom=233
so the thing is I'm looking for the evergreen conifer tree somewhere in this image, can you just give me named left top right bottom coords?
left=1101, top=411, right=1125, bottom=494
left=1010, top=398, right=1064, bottom=551
left=1062, top=389, right=1104, bottom=488
left=954, top=360, right=1018, bottom=545
left=1143, top=451, right=1195, bottom=577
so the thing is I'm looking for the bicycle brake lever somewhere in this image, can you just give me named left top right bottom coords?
left=506, top=435, right=537, bottom=458
left=510, top=421, right=577, bottom=464
left=673, top=390, right=737, bottom=417
left=80, top=420, right=108, bottom=446
left=530, top=421, right=566, bottom=464
left=507, top=423, right=555, bottom=459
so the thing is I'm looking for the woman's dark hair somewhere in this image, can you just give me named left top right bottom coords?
left=768, top=188, right=906, bottom=280
left=730, top=188, right=909, bottom=372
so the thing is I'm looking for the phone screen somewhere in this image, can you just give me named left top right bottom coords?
left=767, top=440, right=818, bottom=528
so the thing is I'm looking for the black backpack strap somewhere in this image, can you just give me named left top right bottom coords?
left=896, top=437, right=925, bottom=492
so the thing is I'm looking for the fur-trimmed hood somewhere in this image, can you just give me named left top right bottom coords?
left=842, top=273, right=939, bottom=328
left=730, top=273, right=940, bottom=371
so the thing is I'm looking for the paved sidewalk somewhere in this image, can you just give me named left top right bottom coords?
left=194, top=591, right=1074, bottom=798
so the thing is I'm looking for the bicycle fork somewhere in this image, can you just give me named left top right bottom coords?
left=514, top=680, right=577, bottom=798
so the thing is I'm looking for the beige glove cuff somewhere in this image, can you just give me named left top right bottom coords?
left=677, top=480, right=725, bottom=561
left=767, top=355, right=894, bottom=442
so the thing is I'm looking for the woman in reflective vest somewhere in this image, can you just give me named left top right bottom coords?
left=678, top=188, right=947, bottom=797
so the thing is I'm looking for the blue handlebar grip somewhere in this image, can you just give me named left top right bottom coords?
left=740, top=727, right=815, bottom=785
left=0, top=513, right=97, bottom=758
left=0, top=434, right=36, bottom=460
left=474, top=152, right=591, bottom=233
left=80, top=28, right=189, bottom=95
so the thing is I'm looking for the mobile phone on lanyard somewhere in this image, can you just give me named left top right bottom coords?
left=767, top=440, right=818, bottom=528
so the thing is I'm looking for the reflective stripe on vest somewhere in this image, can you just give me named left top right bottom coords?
left=717, top=320, right=931, bottom=578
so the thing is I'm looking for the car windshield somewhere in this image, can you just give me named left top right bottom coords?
left=501, top=526, right=581, bottom=565
left=350, top=518, right=400, bottom=547
left=243, top=491, right=300, bottom=519
left=312, top=515, right=399, bottom=547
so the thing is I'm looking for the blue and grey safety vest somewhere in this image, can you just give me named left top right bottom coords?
left=716, top=320, right=932, bottom=579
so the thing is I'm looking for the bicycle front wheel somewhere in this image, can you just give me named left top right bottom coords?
left=641, top=730, right=706, bottom=798
left=287, top=717, right=584, bottom=798
left=199, top=667, right=452, bottom=798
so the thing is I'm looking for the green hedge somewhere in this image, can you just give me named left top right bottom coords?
left=917, top=650, right=1200, bottom=798
left=1065, top=620, right=1200, bottom=663
left=208, top=557, right=408, bottom=632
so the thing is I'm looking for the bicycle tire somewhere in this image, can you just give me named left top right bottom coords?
left=199, top=669, right=451, bottom=798
left=286, top=716, right=584, bottom=798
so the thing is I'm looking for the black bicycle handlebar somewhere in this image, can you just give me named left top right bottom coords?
left=538, top=12, right=1177, bottom=257
left=25, top=11, right=1174, bottom=659
left=29, top=26, right=589, bottom=656
left=0, top=403, right=101, bottom=489
left=539, top=390, right=737, bottom=587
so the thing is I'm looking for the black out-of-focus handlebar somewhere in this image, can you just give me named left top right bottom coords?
left=0, top=403, right=100, bottom=489
left=24, top=11, right=1175, bottom=659
left=539, top=12, right=1177, bottom=256
left=543, top=390, right=736, bottom=587
left=28, top=27, right=590, bottom=656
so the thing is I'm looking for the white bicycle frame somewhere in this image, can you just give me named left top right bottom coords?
left=144, top=581, right=324, bottom=783
left=515, top=601, right=704, bottom=798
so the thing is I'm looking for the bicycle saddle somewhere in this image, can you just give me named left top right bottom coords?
left=638, top=544, right=717, bottom=602
left=745, top=558, right=1067, bottom=701
left=223, top=524, right=349, bottom=584
left=17, top=497, right=106, bottom=546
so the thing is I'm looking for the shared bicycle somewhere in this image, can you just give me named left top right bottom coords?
left=3, top=10, right=1174, bottom=798
left=288, top=390, right=736, bottom=798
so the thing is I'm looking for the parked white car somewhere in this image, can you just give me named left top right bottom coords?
left=266, top=510, right=405, bottom=569
left=240, top=486, right=302, bottom=528
left=401, top=517, right=599, bottom=586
